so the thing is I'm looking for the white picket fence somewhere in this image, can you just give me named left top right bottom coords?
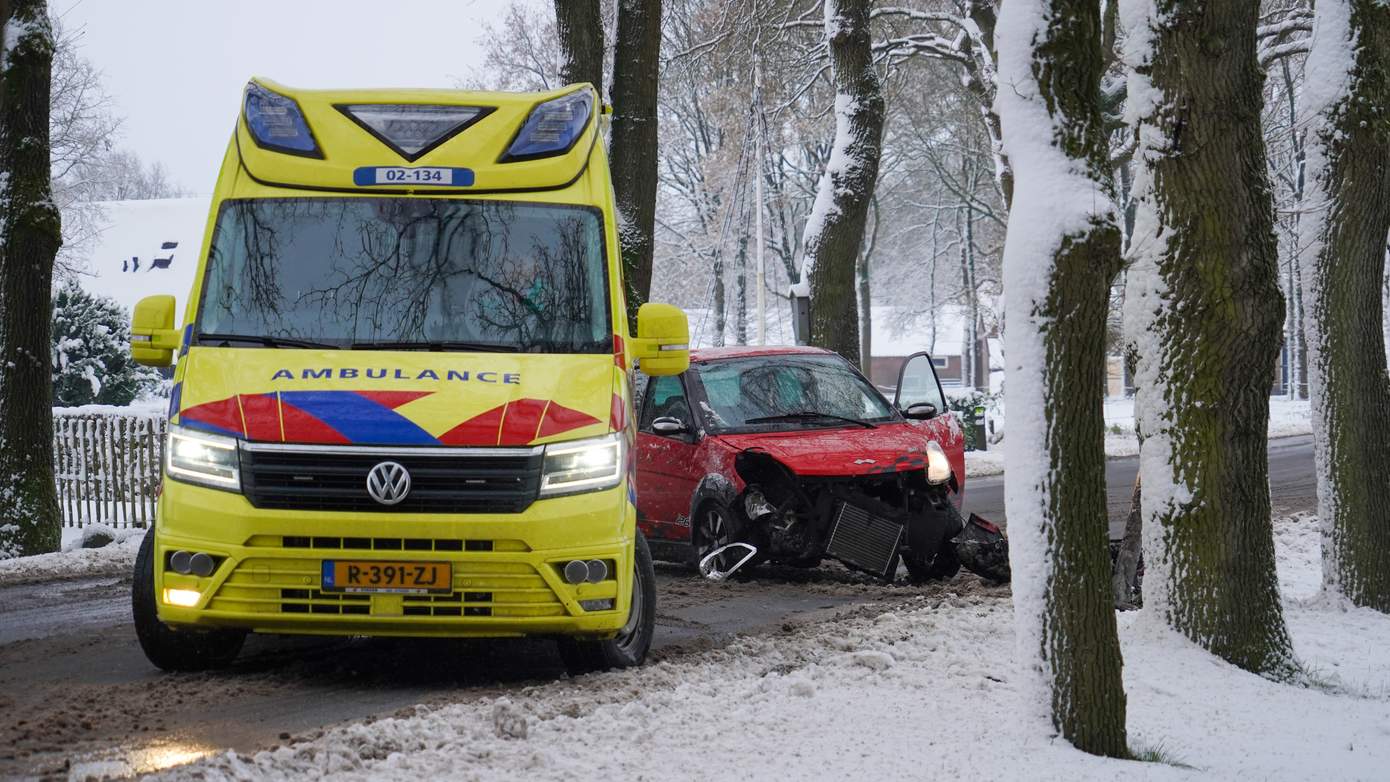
left=52, top=408, right=166, bottom=529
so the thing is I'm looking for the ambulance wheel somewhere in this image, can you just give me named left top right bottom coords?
left=132, top=530, right=245, bottom=672
left=558, top=533, right=656, bottom=675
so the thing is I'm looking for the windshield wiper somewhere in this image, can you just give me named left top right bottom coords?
left=348, top=340, right=518, bottom=353
left=197, top=332, right=339, bottom=349
left=742, top=411, right=876, bottom=429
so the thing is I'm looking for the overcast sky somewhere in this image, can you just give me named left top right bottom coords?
left=51, top=0, right=532, bottom=195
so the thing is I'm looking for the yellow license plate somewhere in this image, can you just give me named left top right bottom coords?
left=321, top=560, right=452, bottom=594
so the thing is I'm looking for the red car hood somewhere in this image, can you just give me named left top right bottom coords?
left=714, top=422, right=937, bottom=477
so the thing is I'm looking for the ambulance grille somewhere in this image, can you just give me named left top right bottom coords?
left=240, top=444, right=543, bottom=514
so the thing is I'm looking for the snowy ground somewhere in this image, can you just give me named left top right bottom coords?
left=154, top=513, right=1390, bottom=782
left=0, top=526, right=144, bottom=586
left=964, top=397, right=1312, bottom=477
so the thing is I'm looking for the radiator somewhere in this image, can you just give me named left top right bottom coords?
left=826, top=502, right=904, bottom=578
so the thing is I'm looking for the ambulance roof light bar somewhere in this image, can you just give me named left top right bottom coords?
left=336, top=104, right=492, bottom=162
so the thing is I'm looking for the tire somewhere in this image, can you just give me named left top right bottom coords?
left=903, top=502, right=964, bottom=583
left=903, top=545, right=961, bottom=582
left=557, top=532, right=657, bottom=675
left=132, top=531, right=245, bottom=672
left=691, top=501, right=744, bottom=573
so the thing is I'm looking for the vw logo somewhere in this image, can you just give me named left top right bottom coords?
left=366, top=461, right=411, bottom=506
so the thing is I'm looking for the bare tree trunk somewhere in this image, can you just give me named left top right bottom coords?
left=1113, top=475, right=1143, bottom=609
left=1121, top=0, right=1299, bottom=680
left=553, top=0, right=604, bottom=89
left=962, top=0, right=1012, bottom=208
left=797, top=0, right=884, bottom=369
left=609, top=0, right=662, bottom=320
left=857, top=253, right=871, bottom=367
left=712, top=248, right=725, bottom=347
left=735, top=228, right=749, bottom=345
left=0, top=0, right=63, bottom=558
left=858, top=196, right=880, bottom=373
left=997, top=0, right=1128, bottom=756
left=1298, top=0, right=1390, bottom=613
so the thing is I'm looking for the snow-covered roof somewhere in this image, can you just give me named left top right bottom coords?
left=70, top=197, right=212, bottom=315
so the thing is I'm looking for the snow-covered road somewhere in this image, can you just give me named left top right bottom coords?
left=0, top=436, right=1327, bottom=779
left=155, top=514, right=1390, bottom=781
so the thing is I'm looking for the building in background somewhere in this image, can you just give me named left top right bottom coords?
left=70, top=197, right=210, bottom=315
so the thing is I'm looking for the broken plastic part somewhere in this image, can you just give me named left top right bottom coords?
left=698, top=542, right=759, bottom=581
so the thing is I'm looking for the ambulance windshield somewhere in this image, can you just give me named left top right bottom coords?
left=196, top=198, right=611, bottom=353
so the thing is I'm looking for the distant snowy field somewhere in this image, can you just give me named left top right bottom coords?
left=155, top=513, right=1390, bottom=782
left=964, top=397, right=1312, bottom=478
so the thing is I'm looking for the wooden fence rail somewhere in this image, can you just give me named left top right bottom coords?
left=52, top=410, right=166, bottom=529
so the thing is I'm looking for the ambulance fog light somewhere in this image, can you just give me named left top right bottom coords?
left=189, top=553, right=216, bottom=578
left=563, top=560, right=589, bottom=585
left=585, top=559, right=607, bottom=583
left=169, top=550, right=193, bottom=575
left=580, top=598, right=614, bottom=611
left=163, top=588, right=201, bottom=608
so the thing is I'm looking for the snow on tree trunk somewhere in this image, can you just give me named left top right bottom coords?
left=0, top=0, right=63, bottom=559
left=1120, top=0, right=1299, bottom=680
left=796, top=0, right=884, bottom=369
left=609, top=0, right=662, bottom=321
left=553, top=0, right=605, bottom=90
left=996, top=0, right=1127, bottom=756
left=1297, top=0, right=1390, bottom=613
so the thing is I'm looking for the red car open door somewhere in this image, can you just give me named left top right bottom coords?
left=634, top=373, right=702, bottom=542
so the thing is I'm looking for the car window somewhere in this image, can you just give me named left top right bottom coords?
left=638, top=374, right=692, bottom=432
left=690, top=354, right=896, bottom=432
left=897, top=354, right=948, bottom=414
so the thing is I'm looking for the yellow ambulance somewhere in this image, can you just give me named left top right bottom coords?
left=127, top=79, right=689, bottom=674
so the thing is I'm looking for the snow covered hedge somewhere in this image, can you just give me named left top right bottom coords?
left=51, top=281, right=161, bottom=407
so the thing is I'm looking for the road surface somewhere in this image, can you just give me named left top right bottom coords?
left=961, top=434, right=1317, bottom=537
left=0, top=435, right=1315, bottom=778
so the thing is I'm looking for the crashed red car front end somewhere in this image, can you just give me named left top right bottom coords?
left=634, top=347, right=975, bottom=581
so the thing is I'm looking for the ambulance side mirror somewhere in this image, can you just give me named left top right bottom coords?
left=631, top=303, right=690, bottom=377
left=131, top=295, right=181, bottom=367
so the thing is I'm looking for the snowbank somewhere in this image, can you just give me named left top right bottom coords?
left=161, top=514, right=1390, bottom=781
left=0, top=527, right=144, bottom=585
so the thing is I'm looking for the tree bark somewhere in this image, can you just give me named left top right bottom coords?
left=1121, top=0, right=1299, bottom=680
left=1113, top=475, right=1143, bottom=609
left=997, top=0, right=1128, bottom=757
left=553, top=0, right=604, bottom=89
left=1298, top=0, right=1390, bottom=612
left=858, top=195, right=879, bottom=371
left=0, top=0, right=63, bottom=558
left=609, top=0, right=662, bottom=320
left=798, top=0, right=884, bottom=369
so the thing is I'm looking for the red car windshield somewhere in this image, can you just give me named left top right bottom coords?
left=687, top=354, right=898, bottom=432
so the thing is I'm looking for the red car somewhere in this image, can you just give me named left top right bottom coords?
left=634, top=347, right=966, bottom=581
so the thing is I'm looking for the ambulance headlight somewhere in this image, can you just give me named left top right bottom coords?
left=166, top=426, right=241, bottom=492
left=501, top=89, right=593, bottom=162
left=926, top=440, right=951, bottom=485
left=244, top=81, right=321, bottom=158
left=539, top=432, right=623, bottom=497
